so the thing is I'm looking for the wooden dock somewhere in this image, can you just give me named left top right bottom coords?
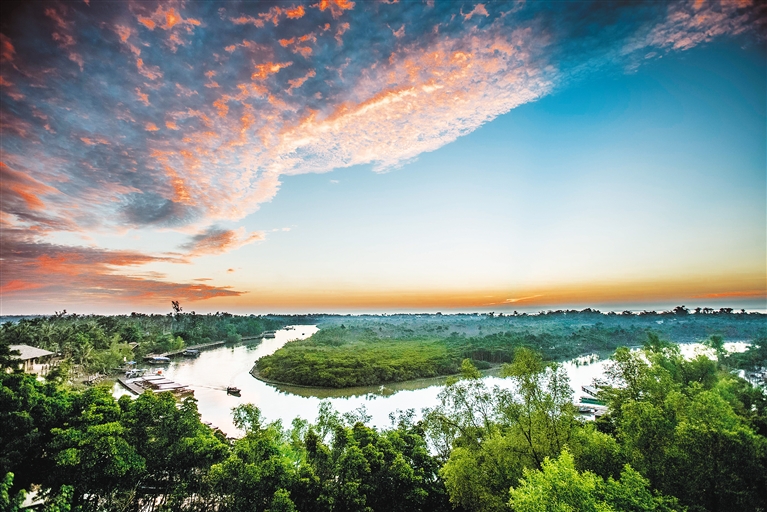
left=117, top=375, right=191, bottom=396
left=117, top=376, right=146, bottom=395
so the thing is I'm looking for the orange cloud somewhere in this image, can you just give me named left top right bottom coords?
left=231, top=15, right=265, bottom=27
left=145, top=122, right=159, bottom=131
left=137, top=5, right=200, bottom=31
left=115, top=25, right=131, bottom=43
left=136, top=57, right=163, bottom=80
left=273, top=23, right=552, bottom=175
left=252, top=61, right=293, bottom=80
left=626, top=0, right=761, bottom=53
left=230, top=5, right=305, bottom=28
left=315, top=0, right=355, bottom=19
left=1, top=33, right=16, bottom=63
left=279, top=32, right=316, bottom=56
left=288, top=69, right=317, bottom=92
left=45, top=6, right=84, bottom=71
left=138, top=16, right=156, bottom=30
left=0, top=229, right=242, bottom=305
left=80, top=136, right=110, bottom=146
left=0, top=161, right=60, bottom=211
left=0, top=280, right=45, bottom=294
left=286, top=5, right=306, bottom=19
left=136, top=88, right=150, bottom=105
left=213, top=96, right=230, bottom=117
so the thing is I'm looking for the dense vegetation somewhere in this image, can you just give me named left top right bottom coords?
left=0, top=309, right=299, bottom=380
left=2, top=330, right=766, bottom=511
left=256, top=308, right=766, bottom=388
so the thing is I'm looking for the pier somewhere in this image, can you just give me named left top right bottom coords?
left=117, top=374, right=191, bottom=396
left=117, top=376, right=147, bottom=395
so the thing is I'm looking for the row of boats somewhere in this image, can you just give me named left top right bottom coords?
left=577, top=385, right=607, bottom=416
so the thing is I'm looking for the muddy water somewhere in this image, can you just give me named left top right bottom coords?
left=113, top=326, right=749, bottom=436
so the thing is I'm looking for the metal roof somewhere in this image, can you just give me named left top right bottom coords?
left=9, top=344, right=54, bottom=360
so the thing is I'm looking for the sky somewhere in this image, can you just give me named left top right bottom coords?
left=0, top=0, right=765, bottom=315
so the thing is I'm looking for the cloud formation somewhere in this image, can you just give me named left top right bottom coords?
left=181, top=226, right=265, bottom=257
left=1, top=0, right=763, bottom=306
left=0, top=226, right=241, bottom=305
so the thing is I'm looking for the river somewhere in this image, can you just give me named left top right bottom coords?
left=113, top=325, right=749, bottom=436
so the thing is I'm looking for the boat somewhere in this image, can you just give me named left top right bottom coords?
left=182, top=349, right=200, bottom=357
left=580, top=396, right=606, bottom=406
left=262, top=331, right=276, bottom=339
left=581, top=385, right=600, bottom=397
left=226, top=386, right=241, bottom=395
left=147, top=356, right=171, bottom=364
left=125, top=368, right=146, bottom=379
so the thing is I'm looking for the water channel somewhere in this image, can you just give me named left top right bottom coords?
left=113, top=325, right=749, bottom=436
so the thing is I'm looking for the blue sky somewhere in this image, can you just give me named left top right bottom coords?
left=1, top=0, right=764, bottom=313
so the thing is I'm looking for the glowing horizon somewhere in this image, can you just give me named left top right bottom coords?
left=1, top=0, right=765, bottom=315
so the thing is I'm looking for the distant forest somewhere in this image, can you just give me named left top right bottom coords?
left=256, top=307, right=767, bottom=388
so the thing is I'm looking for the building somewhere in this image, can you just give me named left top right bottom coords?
left=9, top=345, right=55, bottom=375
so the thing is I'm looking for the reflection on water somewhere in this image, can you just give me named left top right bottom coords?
left=113, top=326, right=752, bottom=437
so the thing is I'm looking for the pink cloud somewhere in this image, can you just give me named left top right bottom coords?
left=181, top=226, right=265, bottom=256
left=463, top=4, right=489, bottom=20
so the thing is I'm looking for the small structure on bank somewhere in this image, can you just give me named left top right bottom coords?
left=9, top=344, right=55, bottom=375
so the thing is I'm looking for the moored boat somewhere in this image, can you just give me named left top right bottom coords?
left=226, top=386, right=241, bottom=395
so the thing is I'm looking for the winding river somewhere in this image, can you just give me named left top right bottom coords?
left=113, top=325, right=749, bottom=436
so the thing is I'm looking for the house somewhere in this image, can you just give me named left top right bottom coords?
left=9, top=344, right=55, bottom=375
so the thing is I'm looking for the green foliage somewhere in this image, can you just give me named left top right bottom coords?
left=0, top=473, right=25, bottom=512
left=0, top=313, right=293, bottom=379
left=256, top=312, right=766, bottom=388
left=509, top=449, right=680, bottom=512
left=2, top=316, right=767, bottom=512
left=257, top=327, right=458, bottom=387
left=599, top=335, right=767, bottom=512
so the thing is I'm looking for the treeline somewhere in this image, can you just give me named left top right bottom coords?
left=256, top=309, right=766, bottom=388
left=0, top=311, right=296, bottom=377
left=313, top=307, right=766, bottom=341
left=2, top=335, right=766, bottom=511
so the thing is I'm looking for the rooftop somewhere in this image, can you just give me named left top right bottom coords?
left=10, top=344, right=55, bottom=360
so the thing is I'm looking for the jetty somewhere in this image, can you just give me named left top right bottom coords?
left=117, top=374, right=191, bottom=396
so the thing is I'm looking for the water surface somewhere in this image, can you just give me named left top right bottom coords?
left=113, top=326, right=750, bottom=436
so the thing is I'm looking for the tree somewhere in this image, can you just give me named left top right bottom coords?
left=0, top=341, right=21, bottom=371
left=509, top=449, right=680, bottom=512
left=433, top=352, right=578, bottom=512
left=0, top=473, right=25, bottom=512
